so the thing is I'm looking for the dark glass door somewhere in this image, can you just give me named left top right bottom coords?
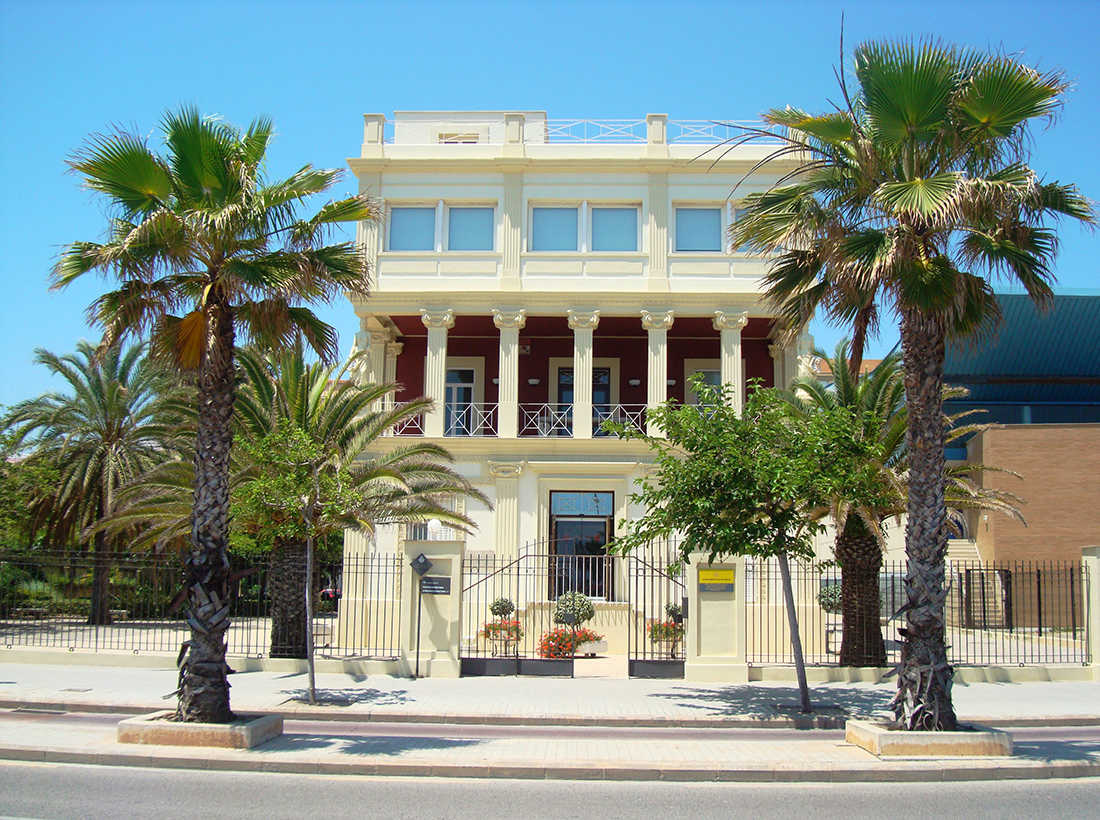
left=549, top=491, right=614, bottom=599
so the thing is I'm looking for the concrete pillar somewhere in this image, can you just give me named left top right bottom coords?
left=420, top=309, right=455, bottom=437
left=489, top=461, right=523, bottom=557
left=492, top=309, right=526, bottom=438
left=1083, top=546, right=1100, bottom=679
left=714, top=311, right=748, bottom=412
left=361, top=113, right=386, bottom=153
left=684, top=551, right=749, bottom=682
left=402, top=539, right=465, bottom=678
left=769, top=342, right=784, bottom=390
left=335, top=528, right=375, bottom=650
left=641, top=309, right=674, bottom=436
left=567, top=309, right=600, bottom=438
left=383, top=341, right=403, bottom=389
left=646, top=113, right=668, bottom=145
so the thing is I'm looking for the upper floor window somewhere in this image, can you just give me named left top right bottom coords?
left=675, top=207, right=723, bottom=252
left=447, top=206, right=494, bottom=250
left=731, top=207, right=752, bottom=253
left=531, top=207, right=579, bottom=251
left=530, top=203, right=640, bottom=252
left=590, top=207, right=638, bottom=252
left=388, top=206, right=435, bottom=251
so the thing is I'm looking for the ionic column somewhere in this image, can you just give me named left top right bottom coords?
left=488, top=461, right=524, bottom=557
left=714, top=310, right=749, bottom=412
left=368, top=331, right=389, bottom=385
left=641, top=309, right=674, bottom=436
left=420, top=309, right=455, bottom=437
left=492, top=309, right=527, bottom=438
left=567, top=309, right=600, bottom=438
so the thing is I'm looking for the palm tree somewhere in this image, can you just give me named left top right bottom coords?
left=234, top=344, right=487, bottom=660
left=733, top=42, right=1093, bottom=728
left=53, top=107, right=377, bottom=722
left=5, top=343, right=184, bottom=623
left=786, top=340, right=1024, bottom=666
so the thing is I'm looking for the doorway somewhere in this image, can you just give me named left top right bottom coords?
left=548, top=491, right=614, bottom=599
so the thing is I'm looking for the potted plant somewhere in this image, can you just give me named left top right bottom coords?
left=537, top=626, right=606, bottom=658
left=648, top=618, right=684, bottom=658
left=481, top=597, right=520, bottom=655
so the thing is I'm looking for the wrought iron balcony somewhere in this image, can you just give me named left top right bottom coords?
left=445, top=403, right=498, bottom=437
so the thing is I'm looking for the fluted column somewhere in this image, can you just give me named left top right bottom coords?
left=769, top=342, right=784, bottom=390
left=420, top=309, right=455, bottom=437
left=567, top=309, right=600, bottom=438
left=501, top=174, right=522, bottom=290
left=492, top=309, right=527, bottom=438
left=714, top=310, right=749, bottom=412
left=641, top=309, right=674, bottom=436
left=488, top=461, right=523, bottom=557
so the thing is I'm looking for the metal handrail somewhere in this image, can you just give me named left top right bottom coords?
left=519, top=403, right=574, bottom=437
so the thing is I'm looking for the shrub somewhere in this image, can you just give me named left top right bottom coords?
left=553, top=591, right=594, bottom=626
left=537, top=626, right=605, bottom=658
left=664, top=601, right=683, bottom=621
left=17, top=579, right=60, bottom=607
left=480, top=619, right=523, bottom=641
left=489, top=597, right=515, bottom=618
left=648, top=620, right=684, bottom=642
left=818, top=582, right=842, bottom=614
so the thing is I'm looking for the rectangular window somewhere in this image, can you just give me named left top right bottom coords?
left=531, top=207, right=579, bottom=251
left=732, top=207, right=751, bottom=252
left=447, top=207, right=494, bottom=250
left=388, top=207, right=435, bottom=251
left=675, top=207, right=723, bottom=252
left=590, top=207, right=638, bottom=252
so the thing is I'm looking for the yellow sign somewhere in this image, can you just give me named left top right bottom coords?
left=698, top=568, right=735, bottom=584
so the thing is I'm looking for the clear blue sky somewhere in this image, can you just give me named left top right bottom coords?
left=1, top=0, right=1096, bottom=406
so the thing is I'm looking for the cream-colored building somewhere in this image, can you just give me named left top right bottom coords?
left=342, top=111, right=814, bottom=567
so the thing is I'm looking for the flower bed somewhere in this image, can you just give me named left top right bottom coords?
left=648, top=620, right=684, bottom=642
left=537, top=626, right=605, bottom=658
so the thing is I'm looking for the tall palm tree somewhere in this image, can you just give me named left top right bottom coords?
left=786, top=340, right=1024, bottom=666
left=6, top=343, right=184, bottom=623
left=733, top=42, right=1093, bottom=728
left=234, top=344, right=487, bottom=659
left=53, top=107, right=377, bottom=722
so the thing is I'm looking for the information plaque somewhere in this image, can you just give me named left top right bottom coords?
left=698, top=567, right=735, bottom=592
left=420, top=576, right=451, bottom=595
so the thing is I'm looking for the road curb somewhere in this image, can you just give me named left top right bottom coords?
left=3, top=698, right=1100, bottom=729
left=0, top=743, right=1098, bottom=783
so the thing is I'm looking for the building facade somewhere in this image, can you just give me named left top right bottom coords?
left=342, top=111, right=813, bottom=571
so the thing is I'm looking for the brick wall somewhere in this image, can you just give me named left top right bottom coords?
left=972, top=424, right=1100, bottom=563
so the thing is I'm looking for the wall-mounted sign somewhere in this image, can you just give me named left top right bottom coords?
left=698, top=567, right=735, bottom=592
left=420, top=576, right=451, bottom=595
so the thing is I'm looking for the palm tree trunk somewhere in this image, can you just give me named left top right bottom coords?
left=836, top=515, right=885, bottom=666
left=895, top=308, right=957, bottom=731
left=269, top=539, right=309, bottom=659
left=847, top=305, right=872, bottom=381
left=177, top=301, right=235, bottom=723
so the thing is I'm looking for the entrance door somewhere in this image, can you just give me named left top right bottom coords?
left=444, top=368, right=475, bottom=435
left=549, top=491, right=614, bottom=599
left=556, top=367, right=612, bottom=436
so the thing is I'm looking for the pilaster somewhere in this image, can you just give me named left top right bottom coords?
left=567, top=309, right=600, bottom=439
left=714, top=310, right=749, bottom=413
left=641, top=309, right=674, bottom=436
left=489, top=460, right=524, bottom=557
left=501, top=174, right=523, bottom=289
left=492, top=309, right=527, bottom=438
left=420, top=309, right=455, bottom=437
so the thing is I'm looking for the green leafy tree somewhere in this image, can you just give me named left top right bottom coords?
left=733, top=41, right=1093, bottom=729
left=53, top=107, right=377, bottom=722
left=611, top=381, right=891, bottom=712
left=5, top=343, right=183, bottom=623
left=785, top=341, right=1024, bottom=666
left=0, top=425, right=62, bottom=548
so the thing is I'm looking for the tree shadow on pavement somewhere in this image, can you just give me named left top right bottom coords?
left=278, top=687, right=411, bottom=707
left=647, top=684, right=893, bottom=718
left=1011, top=740, right=1100, bottom=763
left=261, top=732, right=481, bottom=756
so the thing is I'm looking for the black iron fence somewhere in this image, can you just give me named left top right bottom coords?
left=747, top=558, right=1090, bottom=667
left=0, top=550, right=402, bottom=659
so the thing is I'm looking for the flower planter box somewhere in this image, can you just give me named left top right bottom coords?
left=574, top=639, right=607, bottom=657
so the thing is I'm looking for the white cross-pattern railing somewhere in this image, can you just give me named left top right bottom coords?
left=519, top=403, right=574, bottom=437
left=389, top=412, right=424, bottom=436
left=543, top=118, right=648, bottom=142
left=445, top=403, right=498, bottom=437
left=686, top=404, right=723, bottom=420
left=593, top=404, right=648, bottom=436
left=381, top=118, right=786, bottom=145
left=668, top=120, right=786, bottom=144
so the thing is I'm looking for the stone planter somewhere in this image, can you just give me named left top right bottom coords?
left=575, top=639, right=607, bottom=657
left=118, top=710, right=283, bottom=749
left=845, top=719, right=1013, bottom=757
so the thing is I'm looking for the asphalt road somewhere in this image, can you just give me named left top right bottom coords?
left=0, top=760, right=1098, bottom=819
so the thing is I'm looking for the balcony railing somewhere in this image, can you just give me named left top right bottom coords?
left=520, top=403, right=573, bottom=437
left=390, top=413, right=424, bottom=436
left=381, top=119, right=786, bottom=146
left=445, top=403, right=498, bottom=437
left=593, top=404, right=647, bottom=436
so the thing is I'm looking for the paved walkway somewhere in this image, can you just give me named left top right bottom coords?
left=1, top=659, right=1098, bottom=782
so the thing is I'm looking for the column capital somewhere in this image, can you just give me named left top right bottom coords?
left=713, top=310, right=749, bottom=333
left=492, top=308, right=527, bottom=330
left=420, top=309, right=455, bottom=330
left=567, top=309, right=600, bottom=331
left=768, top=343, right=782, bottom=360
left=641, top=309, right=675, bottom=331
left=487, top=460, right=524, bottom=479
left=385, top=341, right=404, bottom=357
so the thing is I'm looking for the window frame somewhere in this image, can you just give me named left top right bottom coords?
left=386, top=200, right=499, bottom=253
left=672, top=204, right=726, bottom=254
left=444, top=203, right=496, bottom=251
left=527, top=201, right=642, bottom=253
left=386, top=203, right=438, bottom=252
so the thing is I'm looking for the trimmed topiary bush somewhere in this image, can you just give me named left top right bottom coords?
left=818, top=582, right=842, bottom=615
left=553, top=591, right=594, bottom=626
left=489, top=596, right=515, bottom=618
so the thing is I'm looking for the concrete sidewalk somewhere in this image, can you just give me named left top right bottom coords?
left=0, top=660, right=1098, bottom=727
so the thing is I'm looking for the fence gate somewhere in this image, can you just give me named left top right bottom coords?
left=627, top=547, right=687, bottom=678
